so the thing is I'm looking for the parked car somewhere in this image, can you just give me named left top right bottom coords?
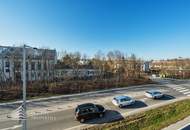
left=74, top=103, right=106, bottom=123
left=112, top=95, right=135, bottom=108
left=145, top=90, right=163, bottom=99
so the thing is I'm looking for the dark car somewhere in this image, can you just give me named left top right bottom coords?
left=74, top=103, right=106, bottom=123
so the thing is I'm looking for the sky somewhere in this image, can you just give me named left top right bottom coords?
left=0, top=0, right=190, bottom=60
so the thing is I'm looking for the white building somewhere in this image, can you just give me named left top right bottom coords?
left=55, top=69, right=100, bottom=80
left=0, top=46, right=57, bottom=81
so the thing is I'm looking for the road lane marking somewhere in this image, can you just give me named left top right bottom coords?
left=173, top=87, right=183, bottom=90
left=173, top=86, right=183, bottom=89
left=0, top=125, right=22, bottom=130
left=174, top=88, right=185, bottom=90
left=175, top=87, right=186, bottom=91
left=179, top=89, right=189, bottom=92
left=175, top=88, right=186, bottom=91
left=184, top=91, right=190, bottom=95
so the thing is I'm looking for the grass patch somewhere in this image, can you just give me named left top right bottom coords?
left=84, top=99, right=190, bottom=130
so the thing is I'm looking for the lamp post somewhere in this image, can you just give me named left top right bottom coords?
left=22, top=44, right=27, bottom=130
left=22, top=44, right=37, bottom=130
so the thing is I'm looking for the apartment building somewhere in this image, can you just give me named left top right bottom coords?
left=0, top=46, right=57, bottom=81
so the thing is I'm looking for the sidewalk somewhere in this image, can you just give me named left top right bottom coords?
left=162, top=116, right=190, bottom=130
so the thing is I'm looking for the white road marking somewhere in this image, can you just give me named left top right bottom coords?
left=173, top=86, right=183, bottom=89
left=0, top=125, right=22, bottom=130
left=175, top=88, right=186, bottom=91
left=179, top=89, right=189, bottom=92
left=172, top=87, right=181, bottom=89
left=184, top=91, right=190, bottom=95
left=175, top=86, right=185, bottom=89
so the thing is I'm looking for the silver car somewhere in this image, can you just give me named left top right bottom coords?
left=145, top=90, right=163, bottom=99
left=112, top=95, right=135, bottom=108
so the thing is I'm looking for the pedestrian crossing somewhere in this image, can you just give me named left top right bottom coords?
left=183, top=91, right=190, bottom=95
left=170, top=85, right=190, bottom=97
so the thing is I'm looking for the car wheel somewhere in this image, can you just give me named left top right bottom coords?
left=119, top=104, right=123, bottom=108
left=99, top=113, right=103, bottom=118
left=80, top=118, right=85, bottom=123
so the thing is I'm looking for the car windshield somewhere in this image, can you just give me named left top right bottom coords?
left=153, top=92, right=161, bottom=95
left=120, top=97, right=131, bottom=102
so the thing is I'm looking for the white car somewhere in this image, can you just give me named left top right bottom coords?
left=145, top=90, right=163, bottom=99
left=112, top=96, right=135, bottom=108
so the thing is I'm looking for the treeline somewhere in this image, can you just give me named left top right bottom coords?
left=0, top=50, right=152, bottom=102
left=0, top=78, right=152, bottom=101
left=56, top=50, right=143, bottom=81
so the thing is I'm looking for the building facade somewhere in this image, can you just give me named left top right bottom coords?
left=54, top=69, right=100, bottom=80
left=149, top=59, right=190, bottom=78
left=0, top=46, right=57, bottom=81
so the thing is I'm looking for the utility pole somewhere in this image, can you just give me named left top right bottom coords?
left=22, top=44, right=27, bottom=130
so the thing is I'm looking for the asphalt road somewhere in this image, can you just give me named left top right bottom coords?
left=0, top=78, right=190, bottom=130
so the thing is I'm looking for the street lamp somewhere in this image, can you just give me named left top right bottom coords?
left=22, top=44, right=37, bottom=130
left=22, top=44, right=27, bottom=130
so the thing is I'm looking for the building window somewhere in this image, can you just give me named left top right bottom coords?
left=44, top=62, right=47, bottom=70
left=38, top=73, right=41, bottom=79
left=26, top=62, right=28, bottom=70
left=5, top=61, right=10, bottom=67
left=14, top=62, right=21, bottom=71
left=31, top=73, right=35, bottom=79
left=38, top=62, right=41, bottom=70
left=26, top=72, right=29, bottom=80
left=31, top=62, right=35, bottom=70
left=6, top=69, right=10, bottom=72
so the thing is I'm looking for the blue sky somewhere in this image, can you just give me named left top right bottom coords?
left=0, top=0, right=190, bottom=60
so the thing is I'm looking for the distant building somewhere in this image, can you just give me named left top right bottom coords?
left=54, top=69, right=100, bottom=80
left=143, top=61, right=150, bottom=72
left=0, top=45, right=57, bottom=81
left=149, top=58, right=190, bottom=78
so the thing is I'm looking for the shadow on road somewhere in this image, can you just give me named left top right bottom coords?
left=0, top=104, right=18, bottom=110
left=155, top=94, right=175, bottom=100
left=84, top=109, right=124, bottom=124
left=121, top=100, right=147, bottom=109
